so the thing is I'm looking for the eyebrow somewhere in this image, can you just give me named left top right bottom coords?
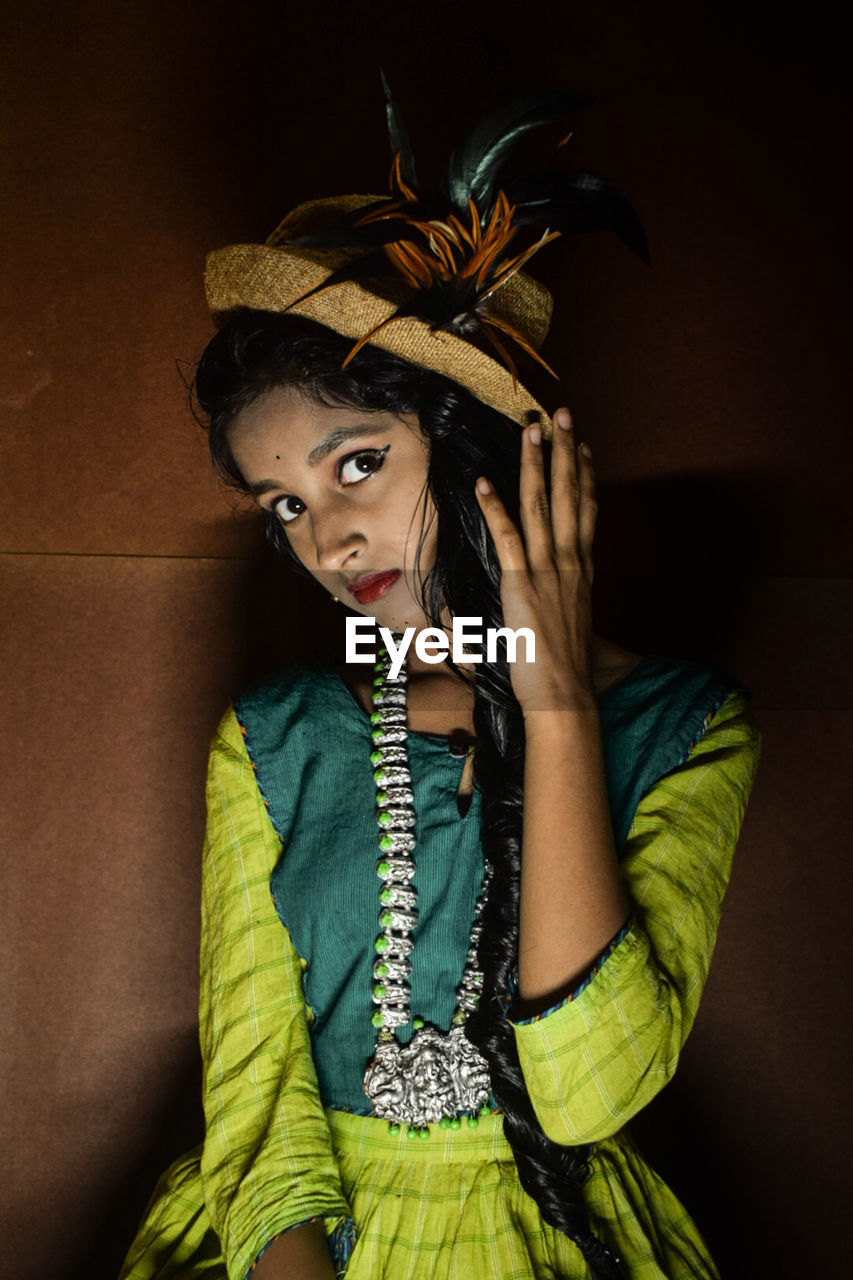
left=246, top=422, right=392, bottom=498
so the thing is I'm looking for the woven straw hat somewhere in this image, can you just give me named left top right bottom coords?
left=204, top=194, right=555, bottom=436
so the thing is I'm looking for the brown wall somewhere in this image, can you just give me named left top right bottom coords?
left=3, top=2, right=850, bottom=1277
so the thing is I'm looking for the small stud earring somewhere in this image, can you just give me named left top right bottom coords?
left=332, top=595, right=340, bottom=604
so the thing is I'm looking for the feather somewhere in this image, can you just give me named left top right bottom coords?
left=380, top=71, right=419, bottom=194
left=505, top=171, right=650, bottom=262
left=475, top=227, right=561, bottom=300
left=288, top=212, right=427, bottom=251
left=476, top=319, right=523, bottom=389
left=280, top=248, right=401, bottom=310
left=340, top=293, right=427, bottom=367
left=278, top=86, right=649, bottom=386
left=479, top=312, right=559, bottom=379
left=440, top=92, right=593, bottom=216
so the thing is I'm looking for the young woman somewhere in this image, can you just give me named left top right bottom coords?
left=120, top=92, right=760, bottom=1280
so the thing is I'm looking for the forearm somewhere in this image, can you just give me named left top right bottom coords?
left=252, top=1222, right=336, bottom=1280
left=517, top=701, right=631, bottom=1011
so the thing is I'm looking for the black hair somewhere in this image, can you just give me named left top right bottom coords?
left=194, top=310, right=623, bottom=1279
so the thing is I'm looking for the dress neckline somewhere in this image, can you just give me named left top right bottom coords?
left=329, top=666, right=467, bottom=747
left=328, top=653, right=658, bottom=748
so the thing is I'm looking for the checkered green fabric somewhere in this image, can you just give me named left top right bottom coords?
left=120, top=690, right=759, bottom=1280
left=513, top=689, right=759, bottom=1144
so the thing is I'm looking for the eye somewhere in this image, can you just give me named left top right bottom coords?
left=338, top=445, right=390, bottom=485
left=270, top=445, right=389, bottom=527
left=273, top=495, right=305, bottom=525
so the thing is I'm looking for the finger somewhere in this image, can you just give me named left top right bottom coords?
left=549, top=407, right=581, bottom=564
left=518, top=422, right=554, bottom=570
left=474, top=477, right=529, bottom=574
left=577, top=442, right=598, bottom=579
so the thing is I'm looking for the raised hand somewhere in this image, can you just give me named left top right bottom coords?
left=474, top=407, right=598, bottom=719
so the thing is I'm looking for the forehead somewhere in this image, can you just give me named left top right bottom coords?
left=228, top=386, right=422, bottom=453
left=230, top=386, right=345, bottom=443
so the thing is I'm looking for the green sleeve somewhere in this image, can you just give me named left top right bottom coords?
left=512, top=690, right=761, bottom=1145
left=198, top=707, right=352, bottom=1280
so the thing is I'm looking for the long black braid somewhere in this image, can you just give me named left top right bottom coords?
left=194, top=310, right=624, bottom=1279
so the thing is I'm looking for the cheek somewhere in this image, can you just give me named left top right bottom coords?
left=398, top=462, right=434, bottom=528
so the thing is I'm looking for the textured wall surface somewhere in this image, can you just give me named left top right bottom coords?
left=3, top=2, right=850, bottom=1277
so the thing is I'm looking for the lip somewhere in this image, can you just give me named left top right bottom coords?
left=346, top=569, right=401, bottom=604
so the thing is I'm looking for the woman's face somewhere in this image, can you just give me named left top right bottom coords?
left=226, top=386, right=439, bottom=634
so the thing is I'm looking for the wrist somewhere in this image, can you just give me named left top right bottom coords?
left=522, top=697, right=600, bottom=739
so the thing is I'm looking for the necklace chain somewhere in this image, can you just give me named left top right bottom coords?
left=362, top=642, right=492, bottom=1130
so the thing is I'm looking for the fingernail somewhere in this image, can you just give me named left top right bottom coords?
left=580, top=442, right=592, bottom=458
left=556, top=409, right=573, bottom=430
left=528, top=424, right=542, bottom=445
left=476, top=477, right=491, bottom=495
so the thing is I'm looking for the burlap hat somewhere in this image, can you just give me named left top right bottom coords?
left=204, top=194, right=555, bottom=434
left=203, top=90, right=647, bottom=440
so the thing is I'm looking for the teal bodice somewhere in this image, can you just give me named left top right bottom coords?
left=234, top=655, right=739, bottom=1112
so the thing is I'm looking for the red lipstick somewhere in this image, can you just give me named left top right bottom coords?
left=347, top=570, right=401, bottom=605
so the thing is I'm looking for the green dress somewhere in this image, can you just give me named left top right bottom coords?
left=119, top=655, right=760, bottom=1280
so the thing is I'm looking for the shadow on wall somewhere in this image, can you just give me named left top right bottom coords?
left=71, top=1060, right=204, bottom=1280
left=593, top=470, right=761, bottom=664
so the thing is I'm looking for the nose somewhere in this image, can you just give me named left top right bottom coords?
left=310, top=504, right=368, bottom=572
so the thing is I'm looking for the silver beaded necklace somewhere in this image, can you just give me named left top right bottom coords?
left=362, top=640, right=493, bottom=1135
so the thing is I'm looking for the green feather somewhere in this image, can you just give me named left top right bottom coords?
left=505, top=171, right=650, bottom=263
left=380, top=71, right=419, bottom=193
left=440, top=92, right=593, bottom=216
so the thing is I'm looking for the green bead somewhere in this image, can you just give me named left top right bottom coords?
left=380, top=911, right=394, bottom=927
left=378, top=811, right=392, bottom=827
left=374, top=768, right=386, bottom=784
left=371, top=749, right=383, bottom=765
left=388, top=1123, right=400, bottom=1136
left=377, top=791, right=388, bottom=805
left=412, top=1017, right=424, bottom=1030
left=467, top=1115, right=479, bottom=1128
left=377, top=861, right=390, bottom=877
left=370, top=711, right=382, bottom=724
left=479, top=1104, right=491, bottom=1116
left=450, top=1118, right=461, bottom=1130
left=375, top=962, right=388, bottom=977
left=418, top=1127, right=430, bottom=1140
left=373, top=674, right=384, bottom=687
left=374, top=937, right=388, bottom=953
left=406, top=1126, right=417, bottom=1140
left=379, top=834, right=393, bottom=851
left=371, top=1011, right=384, bottom=1028
left=380, top=889, right=392, bottom=904
left=374, top=661, right=384, bottom=673
left=439, top=1117, right=452, bottom=1130
left=373, top=983, right=386, bottom=999
left=371, top=728, right=383, bottom=743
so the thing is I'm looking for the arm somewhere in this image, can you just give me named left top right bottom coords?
left=198, top=708, right=350, bottom=1279
left=474, top=409, right=635, bottom=1006
left=518, top=697, right=631, bottom=1010
left=474, top=412, right=760, bottom=1141
left=252, top=1223, right=335, bottom=1280
left=511, top=689, right=760, bottom=1143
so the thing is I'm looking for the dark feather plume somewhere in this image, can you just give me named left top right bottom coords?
left=439, top=91, right=593, bottom=216
left=280, top=80, right=649, bottom=380
left=504, top=171, right=650, bottom=263
left=380, top=69, right=418, bottom=193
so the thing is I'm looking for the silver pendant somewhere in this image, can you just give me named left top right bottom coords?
left=364, top=1023, right=491, bottom=1126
